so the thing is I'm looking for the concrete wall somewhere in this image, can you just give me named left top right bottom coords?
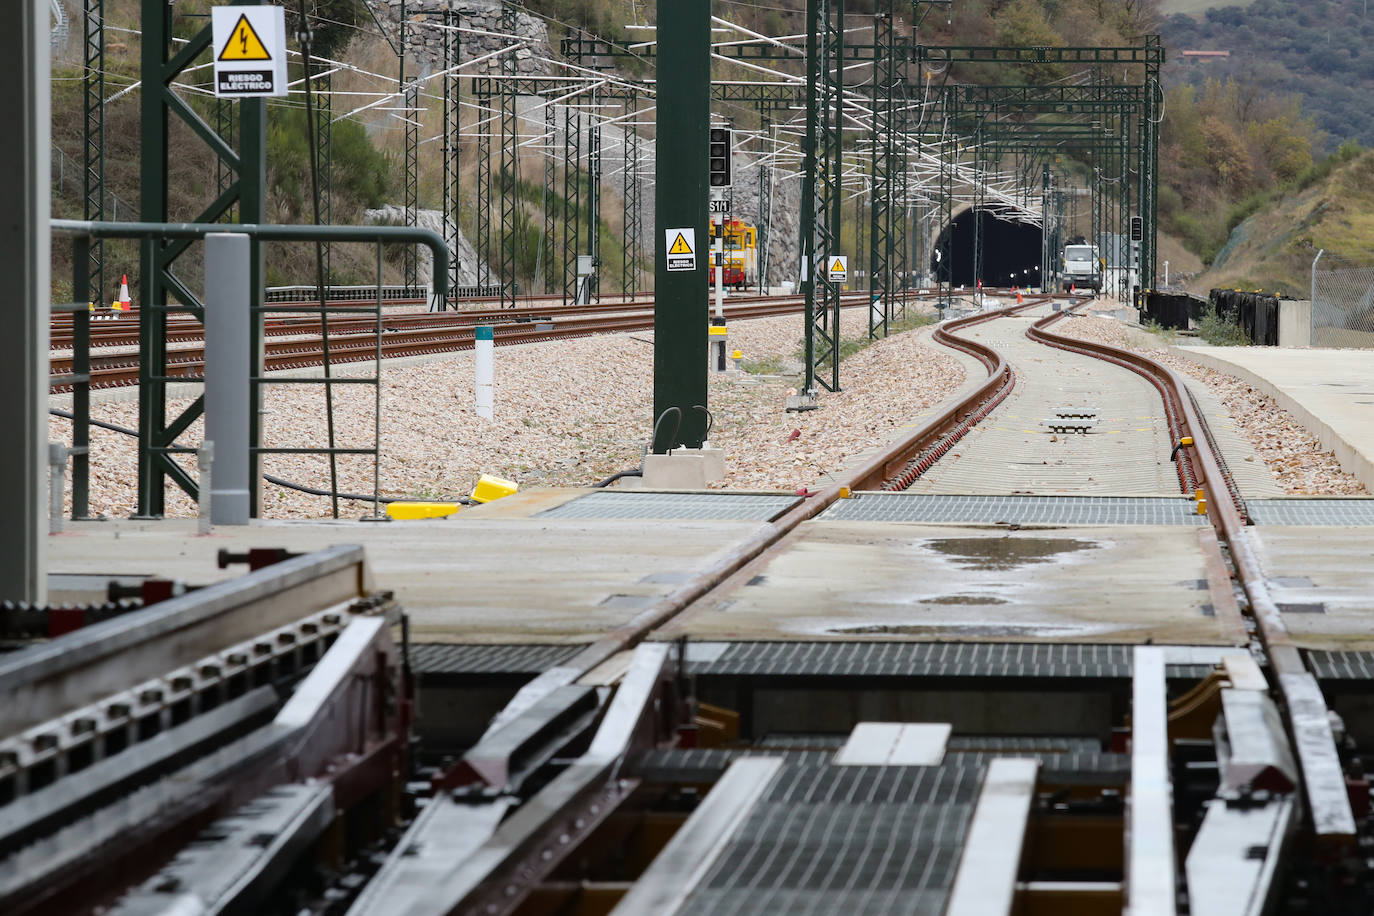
left=1279, top=299, right=1312, bottom=348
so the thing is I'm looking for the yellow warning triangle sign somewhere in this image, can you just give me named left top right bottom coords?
left=831, top=258, right=846, bottom=273
left=668, top=232, right=693, bottom=255
left=219, top=14, right=272, bottom=61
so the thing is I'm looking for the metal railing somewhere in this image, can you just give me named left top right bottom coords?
left=1311, top=250, right=1374, bottom=347
left=50, top=219, right=449, bottom=520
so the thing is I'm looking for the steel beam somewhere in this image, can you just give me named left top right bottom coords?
left=607, top=758, right=782, bottom=914
left=0, top=0, right=49, bottom=604
left=0, top=544, right=371, bottom=736
left=1127, top=646, right=1177, bottom=915
left=945, top=758, right=1040, bottom=916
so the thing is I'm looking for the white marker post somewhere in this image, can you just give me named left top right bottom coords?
left=711, top=208, right=728, bottom=372
left=475, top=325, right=494, bottom=419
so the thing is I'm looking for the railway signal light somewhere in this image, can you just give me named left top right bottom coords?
left=709, top=127, right=732, bottom=188
left=1130, top=216, right=1143, bottom=242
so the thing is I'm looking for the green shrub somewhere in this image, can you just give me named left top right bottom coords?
left=1197, top=306, right=1252, bottom=346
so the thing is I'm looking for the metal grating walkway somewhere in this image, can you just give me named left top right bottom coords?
left=630, top=746, right=1129, bottom=786
left=823, top=493, right=1207, bottom=525
left=536, top=491, right=799, bottom=521
left=1306, top=650, right=1374, bottom=681
left=1246, top=499, right=1374, bottom=526
left=409, top=643, right=585, bottom=675
left=679, top=761, right=983, bottom=915
left=682, top=641, right=1216, bottom=680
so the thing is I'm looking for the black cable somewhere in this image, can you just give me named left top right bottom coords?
left=592, top=469, right=643, bottom=488
left=49, top=409, right=472, bottom=508
left=694, top=404, right=714, bottom=441
left=649, top=406, right=682, bottom=453
left=50, top=408, right=137, bottom=437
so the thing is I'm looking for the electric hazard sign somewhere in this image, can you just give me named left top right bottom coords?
left=828, top=256, right=848, bottom=282
left=213, top=6, right=288, bottom=98
left=666, top=228, right=697, bottom=271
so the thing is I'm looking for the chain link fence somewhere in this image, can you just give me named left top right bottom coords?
left=1312, top=252, right=1374, bottom=347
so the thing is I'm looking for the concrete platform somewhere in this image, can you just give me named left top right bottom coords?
left=907, top=316, right=1179, bottom=496
left=1248, top=526, right=1374, bottom=651
left=1173, top=346, right=1374, bottom=491
left=47, top=488, right=1245, bottom=651
left=47, top=495, right=773, bottom=645
left=658, top=521, right=1236, bottom=646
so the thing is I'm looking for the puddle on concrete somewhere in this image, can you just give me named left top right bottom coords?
left=920, top=595, right=1009, bottom=606
left=924, top=536, right=1097, bottom=572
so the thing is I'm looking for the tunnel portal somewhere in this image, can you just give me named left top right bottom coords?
left=932, top=209, right=1043, bottom=288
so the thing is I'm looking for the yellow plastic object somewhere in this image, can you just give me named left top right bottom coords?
left=839, top=486, right=853, bottom=499
left=1179, top=436, right=1194, bottom=447
left=471, top=473, right=519, bottom=504
left=732, top=349, right=743, bottom=359
left=386, top=501, right=461, bottom=520
left=708, top=325, right=728, bottom=336
left=1197, top=497, right=1208, bottom=516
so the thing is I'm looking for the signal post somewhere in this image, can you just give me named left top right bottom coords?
left=652, top=0, right=711, bottom=452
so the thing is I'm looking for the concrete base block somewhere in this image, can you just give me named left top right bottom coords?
left=785, top=394, right=819, bottom=412
left=673, top=447, right=725, bottom=482
left=642, top=454, right=707, bottom=490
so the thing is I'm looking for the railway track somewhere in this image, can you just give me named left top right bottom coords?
left=20, top=292, right=1364, bottom=913
left=49, top=292, right=882, bottom=390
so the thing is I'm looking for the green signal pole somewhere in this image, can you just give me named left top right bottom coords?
left=652, top=0, right=710, bottom=451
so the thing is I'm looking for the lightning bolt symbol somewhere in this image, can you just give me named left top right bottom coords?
left=239, top=26, right=248, bottom=55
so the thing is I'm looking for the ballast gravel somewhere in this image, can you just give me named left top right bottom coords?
left=1056, top=315, right=1366, bottom=496
left=51, top=304, right=965, bottom=519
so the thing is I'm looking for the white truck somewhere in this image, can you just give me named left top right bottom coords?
left=1060, top=243, right=1102, bottom=293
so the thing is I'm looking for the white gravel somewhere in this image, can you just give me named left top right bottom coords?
left=51, top=304, right=965, bottom=518
left=1056, top=315, right=1367, bottom=496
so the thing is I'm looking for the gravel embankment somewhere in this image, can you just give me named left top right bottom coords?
left=51, top=305, right=966, bottom=518
left=1056, top=315, right=1366, bottom=495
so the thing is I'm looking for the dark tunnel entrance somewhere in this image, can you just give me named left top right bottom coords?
left=932, top=209, right=1043, bottom=288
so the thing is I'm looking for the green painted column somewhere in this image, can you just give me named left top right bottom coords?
left=652, top=0, right=710, bottom=451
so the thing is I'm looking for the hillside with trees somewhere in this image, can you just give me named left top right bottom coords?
left=1162, top=0, right=1374, bottom=145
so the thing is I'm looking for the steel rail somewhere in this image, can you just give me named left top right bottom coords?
left=48, top=293, right=889, bottom=391
left=1029, top=308, right=1357, bottom=843
left=481, top=296, right=1051, bottom=736
left=49, top=292, right=871, bottom=350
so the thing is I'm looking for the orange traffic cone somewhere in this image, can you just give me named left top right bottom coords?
left=113, top=274, right=132, bottom=311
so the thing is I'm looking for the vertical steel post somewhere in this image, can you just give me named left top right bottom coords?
left=476, top=86, right=492, bottom=289
left=825, top=0, right=845, bottom=389
left=70, top=237, right=91, bottom=519
left=83, top=0, right=104, bottom=308
left=587, top=87, right=602, bottom=302
left=441, top=10, right=459, bottom=308
left=1, top=0, right=49, bottom=602
left=543, top=98, right=557, bottom=295
left=562, top=103, right=582, bottom=305
left=801, top=0, right=820, bottom=394
left=652, top=0, right=709, bottom=451
left=499, top=0, right=519, bottom=308
left=868, top=4, right=894, bottom=339
left=622, top=89, right=641, bottom=299
left=241, top=97, right=266, bottom=517
left=318, top=71, right=332, bottom=287
left=204, top=233, right=251, bottom=526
